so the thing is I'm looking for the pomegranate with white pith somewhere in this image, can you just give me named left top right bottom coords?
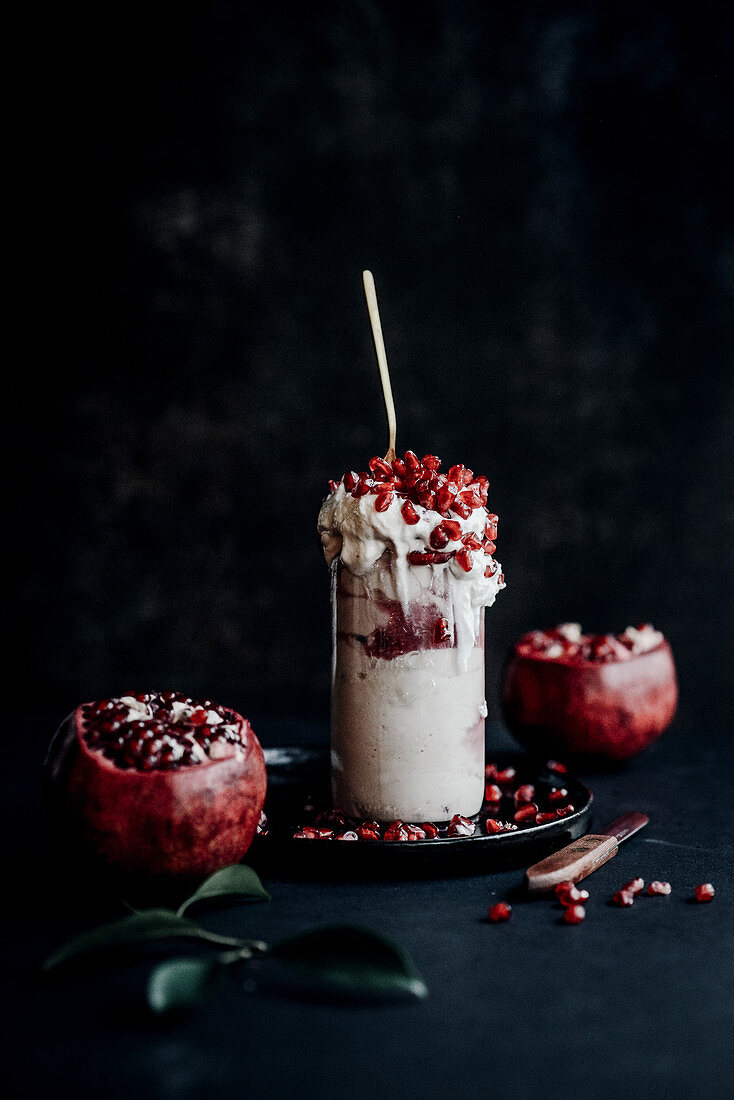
left=501, top=623, right=678, bottom=762
left=44, top=692, right=267, bottom=883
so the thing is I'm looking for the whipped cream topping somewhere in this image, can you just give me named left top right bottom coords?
left=318, top=456, right=505, bottom=668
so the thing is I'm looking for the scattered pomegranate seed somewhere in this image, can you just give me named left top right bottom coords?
left=343, top=470, right=358, bottom=492
left=384, top=821, right=410, bottom=842
left=404, top=450, right=421, bottom=472
left=535, top=812, right=557, bottom=825
left=405, top=824, right=427, bottom=841
left=455, top=547, right=474, bottom=573
left=432, top=551, right=453, bottom=564
left=422, top=454, right=441, bottom=470
left=622, top=878, right=645, bottom=895
left=548, top=788, right=569, bottom=803
left=335, top=830, right=359, bottom=840
left=612, top=889, right=635, bottom=907
left=514, top=783, right=536, bottom=804
left=447, top=814, right=476, bottom=837
left=694, top=883, right=715, bottom=902
left=355, top=824, right=380, bottom=841
left=189, top=707, right=208, bottom=727
left=352, top=476, right=371, bottom=498
left=487, top=902, right=512, bottom=922
left=554, top=804, right=575, bottom=817
left=513, top=803, right=538, bottom=823
left=401, top=499, right=420, bottom=525
left=374, top=489, right=394, bottom=512
left=433, top=618, right=451, bottom=645
left=647, top=881, right=672, bottom=895
left=328, top=479, right=339, bottom=493
left=421, top=822, right=440, bottom=839
left=448, top=464, right=465, bottom=484
left=484, top=563, right=497, bottom=578
left=547, top=760, right=568, bottom=774
left=485, top=783, right=502, bottom=803
left=461, top=533, right=483, bottom=551
left=407, top=550, right=436, bottom=566
left=485, top=515, right=498, bottom=539
left=563, top=904, right=586, bottom=924
left=495, top=766, right=516, bottom=784
left=482, top=540, right=497, bottom=555
left=555, top=881, right=589, bottom=906
left=485, top=818, right=504, bottom=834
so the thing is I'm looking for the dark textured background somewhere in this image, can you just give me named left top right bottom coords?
left=9, top=0, right=733, bottom=730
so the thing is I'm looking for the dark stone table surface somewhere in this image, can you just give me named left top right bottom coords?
left=4, top=710, right=733, bottom=1100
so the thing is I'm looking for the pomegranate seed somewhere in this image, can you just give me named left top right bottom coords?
left=513, top=803, right=538, bottom=823
left=484, top=563, right=497, bottom=578
left=455, top=547, right=474, bottom=572
left=487, top=902, right=512, bottom=922
left=622, top=878, right=645, bottom=895
left=485, top=818, right=506, bottom=834
left=555, top=881, right=589, bottom=906
left=384, top=821, right=410, bottom=842
left=342, top=470, right=358, bottom=492
left=485, top=763, right=498, bottom=778
left=356, top=825, right=380, bottom=841
left=485, top=515, right=498, bottom=539
left=433, top=618, right=451, bottom=644
left=441, top=519, right=462, bottom=540
left=451, top=497, right=473, bottom=519
left=416, top=489, right=437, bottom=511
left=404, top=450, right=421, bottom=472
left=405, top=824, right=427, bottom=841
left=369, top=456, right=393, bottom=479
left=401, top=499, right=420, bottom=525
left=432, top=551, right=453, bottom=564
left=563, top=904, right=586, bottom=925
left=535, top=812, right=557, bottom=824
left=328, top=479, right=339, bottom=492
left=461, top=533, right=483, bottom=551
left=436, top=483, right=458, bottom=513
left=336, top=830, right=359, bottom=841
left=485, top=783, right=502, bottom=803
left=392, top=459, right=408, bottom=479
left=647, top=881, right=672, bottom=895
left=461, top=468, right=474, bottom=486
left=448, top=464, right=465, bottom=484
left=547, top=760, right=568, bottom=774
left=482, top=540, right=496, bottom=556
left=189, top=708, right=208, bottom=726
left=548, top=787, right=569, bottom=804
left=459, top=488, right=483, bottom=509
left=495, top=766, right=516, bottom=784
left=422, top=454, right=441, bottom=470
left=421, top=822, right=440, bottom=839
left=408, top=550, right=436, bottom=565
left=555, top=804, right=575, bottom=817
left=694, top=883, right=715, bottom=902
left=612, top=889, right=635, bottom=907
left=430, top=524, right=450, bottom=549
left=447, top=814, right=475, bottom=837
left=352, top=476, right=371, bottom=498
left=514, top=783, right=536, bottom=804
left=374, top=489, right=393, bottom=512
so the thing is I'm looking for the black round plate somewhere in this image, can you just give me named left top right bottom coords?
left=248, top=747, right=593, bottom=878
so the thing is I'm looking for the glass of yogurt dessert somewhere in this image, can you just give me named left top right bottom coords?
left=318, top=451, right=505, bottom=823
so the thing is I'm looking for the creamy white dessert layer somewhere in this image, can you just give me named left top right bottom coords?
left=331, top=634, right=486, bottom=821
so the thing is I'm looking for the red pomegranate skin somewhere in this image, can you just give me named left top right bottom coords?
left=501, top=641, right=678, bottom=761
left=45, top=704, right=267, bottom=882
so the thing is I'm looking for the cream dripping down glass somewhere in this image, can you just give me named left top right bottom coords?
left=318, top=452, right=505, bottom=823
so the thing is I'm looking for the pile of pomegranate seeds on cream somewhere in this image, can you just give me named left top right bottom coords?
left=516, top=622, right=665, bottom=664
left=318, top=451, right=505, bottom=667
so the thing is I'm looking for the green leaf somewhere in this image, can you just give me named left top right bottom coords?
left=43, top=909, right=244, bottom=974
left=177, top=864, right=271, bottom=916
left=271, top=924, right=428, bottom=1002
left=147, top=956, right=225, bottom=1017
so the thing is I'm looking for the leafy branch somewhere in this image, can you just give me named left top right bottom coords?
left=42, top=864, right=428, bottom=1017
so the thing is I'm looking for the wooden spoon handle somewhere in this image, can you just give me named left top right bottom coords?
left=525, top=834, right=619, bottom=895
